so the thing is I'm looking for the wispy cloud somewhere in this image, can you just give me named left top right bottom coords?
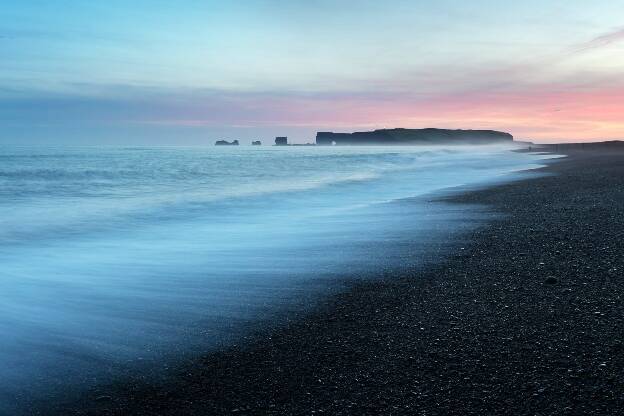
left=574, top=26, right=624, bottom=52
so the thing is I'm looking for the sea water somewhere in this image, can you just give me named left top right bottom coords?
left=0, top=145, right=555, bottom=412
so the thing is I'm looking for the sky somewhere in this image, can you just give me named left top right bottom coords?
left=1, top=0, right=623, bottom=144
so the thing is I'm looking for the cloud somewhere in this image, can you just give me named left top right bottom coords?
left=3, top=79, right=623, bottom=142
left=575, top=26, right=624, bottom=52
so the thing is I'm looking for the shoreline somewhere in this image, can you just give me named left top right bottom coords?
left=46, top=148, right=624, bottom=415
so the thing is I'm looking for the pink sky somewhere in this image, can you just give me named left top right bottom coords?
left=146, top=84, right=624, bottom=143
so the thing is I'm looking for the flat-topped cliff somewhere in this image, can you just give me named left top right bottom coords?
left=316, top=128, right=513, bottom=145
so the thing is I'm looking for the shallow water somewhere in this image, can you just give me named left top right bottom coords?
left=0, top=145, right=555, bottom=413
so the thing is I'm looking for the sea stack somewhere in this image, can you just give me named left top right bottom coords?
left=215, top=140, right=240, bottom=146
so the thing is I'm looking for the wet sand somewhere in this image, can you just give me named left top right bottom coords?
left=47, top=147, right=624, bottom=415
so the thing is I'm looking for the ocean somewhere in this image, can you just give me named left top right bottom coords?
left=0, top=145, right=555, bottom=413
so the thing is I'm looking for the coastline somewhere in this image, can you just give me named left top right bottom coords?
left=46, top=148, right=624, bottom=415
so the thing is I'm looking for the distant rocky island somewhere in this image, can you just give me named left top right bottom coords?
left=316, top=128, right=513, bottom=145
left=215, top=140, right=239, bottom=146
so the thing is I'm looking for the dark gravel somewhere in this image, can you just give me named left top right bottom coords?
left=48, top=149, right=624, bottom=415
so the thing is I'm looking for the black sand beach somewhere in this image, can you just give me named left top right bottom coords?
left=48, top=147, right=624, bottom=415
